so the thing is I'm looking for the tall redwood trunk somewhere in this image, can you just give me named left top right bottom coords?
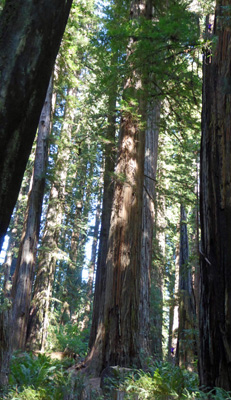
left=87, top=0, right=151, bottom=375
left=11, top=78, right=53, bottom=350
left=199, top=4, right=231, bottom=389
left=89, top=76, right=117, bottom=350
left=0, top=0, right=73, bottom=250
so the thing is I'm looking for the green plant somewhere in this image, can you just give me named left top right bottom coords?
left=120, top=361, right=199, bottom=399
left=4, top=352, right=81, bottom=400
left=54, top=321, right=89, bottom=358
left=120, top=361, right=231, bottom=400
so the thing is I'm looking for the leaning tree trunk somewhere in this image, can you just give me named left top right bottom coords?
left=0, top=0, right=73, bottom=251
left=11, top=78, right=53, bottom=351
left=199, top=5, right=231, bottom=390
left=87, top=0, right=152, bottom=375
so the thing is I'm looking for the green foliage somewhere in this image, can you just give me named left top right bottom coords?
left=118, top=362, right=231, bottom=400
left=121, top=361, right=197, bottom=399
left=4, top=352, right=83, bottom=400
left=54, top=322, right=89, bottom=358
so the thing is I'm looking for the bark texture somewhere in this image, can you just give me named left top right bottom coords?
left=0, top=308, right=12, bottom=389
left=140, top=101, right=160, bottom=357
left=87, top=0, right=151, bottom=375
left=89, top=78, right=117, bottom=350
left=0, top=0, right=73, bottom=251
left=26, top=90, right=74, bottom=350
left=11, top=78, right=53, bottom=350
left=200, top=3, right=231, bottom=389
left=176, top=205, right=196, bottom=369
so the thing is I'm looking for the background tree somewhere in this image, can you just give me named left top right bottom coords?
left=11, top=78, right=53, bottom=351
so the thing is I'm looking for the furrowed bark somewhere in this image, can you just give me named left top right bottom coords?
left=199, top=4, right=231, bottom=389
left=0, top=0, right=73, bottom=250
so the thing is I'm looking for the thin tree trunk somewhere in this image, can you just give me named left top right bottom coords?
left=88, top=194, right=102, bottom=295
left=0, top=174, right=33, bottom=387
left=168, top=236, right=180, bottom=362
left=176, top=205, right=196, bottom=369
left=140, top=100, right=160, bottom=357
left=26, top=89, right=75, bottom=350
left=151, top=192, right=165, bottom=360
left=11, top=78, right=53, bottom=351
left=89, top=71, right=117, bottom=350
left=81, top=194, right=102, bottom=331
left=0, top=195, right=24, bottom=298
left=199, top=6, right=231, bottom=390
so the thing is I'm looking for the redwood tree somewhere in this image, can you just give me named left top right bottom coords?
left=0, top=0, right=73, bottom=251
left=200, top=3, right=231, bottom=390
left=87, top=0, right=152, bottom=374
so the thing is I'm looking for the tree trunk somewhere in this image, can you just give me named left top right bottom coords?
left=0, top=307, right=12, bottom=390
left=151, top=192, right=165, bottom=360
left=87, top=0, right=151, bottom=375
left=199, top=5, right=231, bottom=390
left=11, top=78, right=53, bottom=351
left=168, top=233, right=179, bottom=362
left=89, top=70, right=117, bottom=350
left=26, top=89, right=74, bottom=350
left=0, top=0, right=73, bottom=251
left=176, top=205, right=196, bottom=369
left=0, top=194, right=25, bottom=298
left=88, top=194, right=102, bottom=295
left=140, top=100, right=160, bottom=357
left=81, top=194, right=102, bottom=332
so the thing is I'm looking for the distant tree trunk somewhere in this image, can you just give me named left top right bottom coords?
left=0, top=196, right=25, bottom=297
left=192, top=166, right=200, bottom=358
left=176, top=205, right=196, bottom=369
left=0, top=0, right=73, bottom=251
left=151, top=192, right=165, bottom=360
left=81, top=194, right=102, bottom=331
left=88, top=194, right=102, bottom=294
left=168, top=235, right=180, bottom=362
left=26, top=89, right=74, bottom=350
left=11, top=78, right=53, bottom=351
left=0, top=171, right=34, bottom=388
left=0, top=157, right=36, bottom=293
left=89, top=76, right=117, bottom=350
left=87, top=0, right=151, bottom=375
left=199, top=5, right=231, bottom=390
left=140, top=100, right=160, bottom=357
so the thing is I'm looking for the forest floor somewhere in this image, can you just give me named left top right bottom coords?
left=3, top=350, right=231, bottom=400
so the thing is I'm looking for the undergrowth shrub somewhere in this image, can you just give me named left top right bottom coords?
left=3, top=352, right=84, bottom=400
left=120, top=361, right=231, bottom=400
left=46, top=312, right=89, bottom=358
left=55, top=322, right=89, bottom=357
